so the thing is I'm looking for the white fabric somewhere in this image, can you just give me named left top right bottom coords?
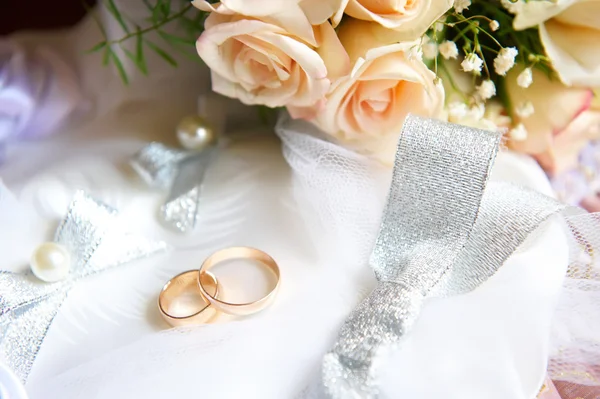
left=0, top=361, right=28, bottom=399
left=0, top=5, right=571, bottom=399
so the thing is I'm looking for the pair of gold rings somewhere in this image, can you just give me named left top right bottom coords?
left=158, top=247, right=280, bottom=327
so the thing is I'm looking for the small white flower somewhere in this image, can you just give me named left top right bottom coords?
left=479, top=118, right=499, bottom=131
left=454, top=0, right=471, bottom=13
left=468, top=103, right=486, bottom=120
left=439, top=40, right=459, bottom=59
left=494, top=47, right=518, bottom=76
left=448, top=102, right=468, bottom=121
left=489, top=20, right=500, bottom=31
left=516, top=101, right=534, bottom=118
left=486, top=101, right=512, bottom=127
left=461, top=53, right=483, bottom=73
left=434, top=20, right=445, bottom=32
left=517, top=67, right=533, bottom=88
left=422, top=41, right=439, bottom=60
left=476, top=80, right=496, bottom=101
left=509, top=123, right=528, bottom=141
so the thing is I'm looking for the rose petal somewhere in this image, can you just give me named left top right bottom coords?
left=513, top=0, right=573, bottom=30
left=505, top=65, right=594, bottom=154
left=210, top=69, right=242, bottom=100
left=342, top=0, right=452, bottom=42
left=253, top=31, right=327, bottom=80
left=541, top=19, right=600, bottom=86
left=345, top=0, right=423, bottom=28
left=236, top=35, right=292, bottom=71
left=361, top=52, right=423, bottom=82
left=315, top=22, right=350, bottom=80
left=300, top=0, right=346, bottom=24
left=332, top=0, right=350, bottom=26
left=535, top=110, right=600, bottom=174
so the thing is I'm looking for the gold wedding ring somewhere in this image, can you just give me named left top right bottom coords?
left=197, top=247, right=280, bottom=316
left=158, top=270, right=219, bottom=327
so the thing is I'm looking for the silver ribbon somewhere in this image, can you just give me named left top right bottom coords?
left=0, top=191, right=168, bottom=382
left=131, top=143, right=216, bottom=233
left=322, top=115, right=583, bottom=397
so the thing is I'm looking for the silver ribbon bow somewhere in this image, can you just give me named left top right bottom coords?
left=131, top=143, right=216, bottom=233
left=0, top=191, right=168, bottom=382
left=321, top=116, right=585, bottom=397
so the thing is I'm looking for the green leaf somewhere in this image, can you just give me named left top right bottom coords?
left=141, top=0, right=155, bottom=23
left=170, top=44, right=203, bottom=64
left=151, top=0, right=170, bottom=24
left=105, top=0, right=130, bottom=33
left=109, top=51, right=129, bottom=85
left=158, top=30, right=195, bottom=46
left=161, top=0, right=171, bottom=19
left=180, top=15, right=199, bottom=31
left=87, top=41, right=107, bottom=54
left=122, top=47, right=148, bottom=75
left=136, top=27, right=146, bottom=72
left=102, top=47, right=112, bottom=66
left=146, top=41, right=178, bottom=67
left=152, top=2, right=163, bottom=24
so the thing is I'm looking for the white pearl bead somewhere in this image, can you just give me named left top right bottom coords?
left=30, top=242, right=71, bottom=283
left=176, top=115, right=219, bottom=151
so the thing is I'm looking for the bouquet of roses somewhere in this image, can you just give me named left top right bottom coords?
left=98, top=0, right=600, bottom=208
left=197, top=0, right=599, bottom=176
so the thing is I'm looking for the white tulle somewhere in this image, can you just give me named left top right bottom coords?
left=276, top=113, right=600, bottom=397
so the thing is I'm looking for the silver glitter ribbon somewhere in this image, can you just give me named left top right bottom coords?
left=131, top=143, right=216, bottom=233
left=0, top=191, right=168, bottom=382
left=321, top=116, right=581, bottom=398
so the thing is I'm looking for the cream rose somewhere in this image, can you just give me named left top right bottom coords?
left=307, top=19, right=444, bottom=163
left=332, top=0, right=452, bottom=41
left=513, top=0, right=600, bottom=86
left=195, top=11, right=349, bottom=108
left=505, top=65, right=598, bottom=174
left=536, top=109, right=600, bottom=174
left=192, top=0, right=344, bottom=45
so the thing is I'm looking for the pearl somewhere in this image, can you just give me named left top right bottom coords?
left=176, top=115, right=219, bottom=151
left=30, top=242, right=71, bottom=283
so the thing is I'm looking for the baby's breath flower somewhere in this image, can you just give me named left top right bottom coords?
left=516, top=101, right=535, bottom=118
left=422, top=41, right=439, bottom=60
left=448, top=102, right=468, bottom=121
left=480, top=118, right=499, bottom=131
left=468, top=103, right=486, bottom=120
left=494, top=47, right=518, bottom=76
left=509, top=123, right=528, bottom=141
left=517, top=67, right=533, bottom=88
left=453, top=0, right=471, bottom=13
left=489, top=20, right=500, bottom=31
left=461, top=53, right=483, bottom=73
left=476, top=80, right=496, bottom=101
left=439, top=40, right=459, bottom=59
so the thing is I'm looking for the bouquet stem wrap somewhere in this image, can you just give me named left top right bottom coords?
left=321, top=116, right=580, bottom=397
